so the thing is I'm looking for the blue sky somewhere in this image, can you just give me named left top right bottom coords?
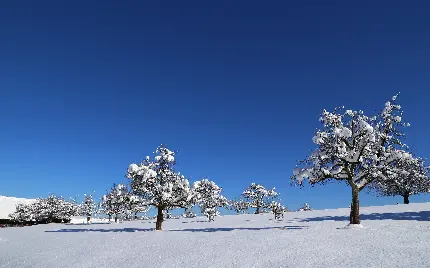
left=0, top=1, right=429, bottom=211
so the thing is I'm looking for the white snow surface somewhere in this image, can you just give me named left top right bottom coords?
left=69, top=216, right=112, bottom=224
left=1, top=202, right=430, bottom=268
left=0, top=196, right=36, bottom=219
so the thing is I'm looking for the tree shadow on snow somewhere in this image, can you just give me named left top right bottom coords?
left=169, top=226, right=307, bottom=232
left=45, top=228, right=154, bottom=233
left=299, top=211, right=430, bottom=222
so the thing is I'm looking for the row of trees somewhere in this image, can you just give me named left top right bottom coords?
left=293, top=94, right=430, bottom=224
left=9, top=174, right=287, bottom=228
left=126, top=144, right=293, bottom=230
left=14, top=94, right=429, bottom=229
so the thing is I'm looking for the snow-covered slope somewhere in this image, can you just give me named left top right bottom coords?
left=1, top=202, right=430, bottom=268
left=0, top=196, right=36, bottom=219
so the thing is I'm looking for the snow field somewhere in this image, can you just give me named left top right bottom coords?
left=1, top=202, right=430, bottom=268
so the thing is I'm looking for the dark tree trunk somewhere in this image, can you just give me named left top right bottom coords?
left=255, top=206, right=260, bottom=214
left=350, top=188, right=360, bottom=224
left=134, top=212, right=138, bottom=220
left=108, top=214, right=111, bottom=221
left=114, top=215, right=118, bottom=223
left=156, top=206, right=164, bottom=231
left=87, top=216, right=90, bottom=223
left=403, top=194, right=410, bottom=204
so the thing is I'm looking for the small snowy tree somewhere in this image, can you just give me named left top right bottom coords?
left=182, top=207, right=197, bottom=218
left=293, top=94, right=418, bottom=224
left=371, top=158, right=430, bottom=204
left=101, top=184, right=129, bottom=222
left=127, top=145, right=193, bottom=230
left=123, top=195, right=150, bottom=220
left=57, top=198, right=80, bottom=222
left=80, top=194, right=96, bottom=222
left=242, top=183, right=278, bottom=214
left=298, top=203, right=312, bottom=211
left=229, top=198, right=249, bottom=214
left=193, top=179, right=228, bottom=221
left=269, top=201, right=285, bottom=219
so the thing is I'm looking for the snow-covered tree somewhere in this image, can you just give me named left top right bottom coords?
left=298, top=203, right=312, bottom=211
left=242, top=183, right=278, bottom=214
left=58, top=198, right=80, bottom=221
left=182, top=207, right=197, bottom=218
left=9, top=203, right=34, bottom=222
left=127, top=145, right=193, bottom=230
left=9, top=195, right=79, bottom=223
left=80, top=194, right=96, bottom=222
left=293, top=94, right=419, bottom=224
left=100, top=184, right=129, bottom=222
left=229, top=198, right=249, bottom=214
left=371, top=157, right=430, bottom=204
left=34, top=195, right=78, bottom=223
left=192, top=179, right=228, bottom=221
left=269, top=201, right=285, bottom=219
left=123, top=195, right=150, bottom=220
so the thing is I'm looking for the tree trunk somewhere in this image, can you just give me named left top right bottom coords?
left=108, top=214, right=111, bottom=221
left=156, top=206, right=163, bottom=231
left=350, top=188, right=360, bottom=224
left=134, top=212, right=138, bottom=220
left=255, top=206, right=260, bottom=214
left=87, top=216, right=90, bottom=223
left=114, top=215, right=118, bottom=223
left=403, top=194, right=410, bottom=204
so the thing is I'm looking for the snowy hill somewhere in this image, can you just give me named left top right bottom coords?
left=1, top=202, right=430, bottom=268
left=0, top=196, right=36, bottom=219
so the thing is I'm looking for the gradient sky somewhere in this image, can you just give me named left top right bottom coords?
left=0, top=1, right=429, bottom=211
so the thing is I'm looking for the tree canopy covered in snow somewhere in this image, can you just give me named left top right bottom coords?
left=242, top=183, right=278, bottom=214
left=370, top=157, right=430, bottom=204
left=229, top=198, right=249, bottom=214
left=292, top=94, right=422, bottom=224
left=269, top=201, right=285, bottom=219
left=80, top=194, right=96, bottom=221
left=9, top=195, right=79, bottom=223
left=298, top=203, right=312, bottom=211
left=127, top=145, right=193, bottom=230
left=192, top=178, right=228, bottom=221
left=100, top=184, right=130, bottom=222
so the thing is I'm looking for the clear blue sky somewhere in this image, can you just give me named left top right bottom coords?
left=0, top=1, right=429, bottom=211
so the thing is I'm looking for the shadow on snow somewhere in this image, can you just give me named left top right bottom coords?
left=46, top=228, right=154, bottom=233
left=169, top=226, right=308, bottom=232
left=45, top=225, right=307, bottom=233
left=299, top=211, right=430, bottom=222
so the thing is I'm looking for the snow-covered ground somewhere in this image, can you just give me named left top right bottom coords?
left=1, top=202, right=429, bottom=268
left=0, top=196, right=36, bottom=219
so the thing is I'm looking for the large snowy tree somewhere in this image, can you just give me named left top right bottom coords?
left=371, top=157, right=430, bottom=204
left=293, top=95, right=419, bottom=224
left=127, top=145, right=193, bottom=230
left=192, top=178, right=228, bottom=221
left=242, top=183, right=278, bottom=214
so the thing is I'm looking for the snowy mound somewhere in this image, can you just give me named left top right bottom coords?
left=0, top=196, right=36, bottom=219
